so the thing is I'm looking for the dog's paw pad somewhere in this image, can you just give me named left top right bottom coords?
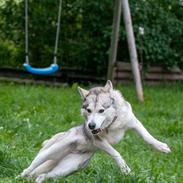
left=155, top=142, right=171, bottom=153
left=36, top=174, right=46, bottom=183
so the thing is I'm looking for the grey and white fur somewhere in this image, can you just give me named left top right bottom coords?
left=19, top=81, right=171, bottom=183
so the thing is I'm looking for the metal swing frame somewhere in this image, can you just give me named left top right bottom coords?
left=23, top=0, right=62, bottom=75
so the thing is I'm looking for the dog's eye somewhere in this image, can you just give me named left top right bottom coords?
left=98, top=109, right=105, bottom=113
left=86, top=108, right=92, bottom=113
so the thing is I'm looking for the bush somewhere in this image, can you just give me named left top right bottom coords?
left=0, top=0, right=182, bottom=75
left=129, top=0, right=183, bottom=69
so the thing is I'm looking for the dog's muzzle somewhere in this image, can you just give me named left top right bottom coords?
left=87, top=120, right=101, bottom=135
left=88, top=122, right=102, bottom=135
left=89, top=116, right=117, bottom=135
left=92, top=116, right=118, bottom=135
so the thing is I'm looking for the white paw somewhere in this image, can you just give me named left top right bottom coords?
left=36, top=174, right=46, bottom=183
left=121, top=164, right=131, bottom=175
left=19, top=168, right=30, bottom=177
left=15, top=174, right=21, bottom=179
left=154, top=141, right=171, bottom=153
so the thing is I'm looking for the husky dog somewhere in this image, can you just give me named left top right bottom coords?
left=19, top=81, right=171, bottom=183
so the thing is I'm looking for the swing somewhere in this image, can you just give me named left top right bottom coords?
left=23, top=0, right=62, bottom=75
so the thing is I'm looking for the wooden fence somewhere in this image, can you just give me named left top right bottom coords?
left=0, top=67, right=104, bottom=85
left=114, top=62, right=183, bottom=83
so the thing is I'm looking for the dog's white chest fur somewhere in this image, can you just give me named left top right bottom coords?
left=103, top=103, right=132, bottom=145
left=105, top=128, right=125, bottom=144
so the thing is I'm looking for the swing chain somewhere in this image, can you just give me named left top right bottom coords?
left=25, top=0, right=63, bottom=65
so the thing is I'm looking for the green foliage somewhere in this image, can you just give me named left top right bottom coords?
left=130, top=0, right=183, bottom=69
left=0, top=0, right=182, bottom=74
left=0, top=82, right=183, bottom=182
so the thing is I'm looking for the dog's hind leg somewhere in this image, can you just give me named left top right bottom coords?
left=29, top=160, right=57, bottom=177
left=40, top=132, right=66, bottom=152
left=20, top=133, right=77, bottom=177
left=35, top=153, right=93, bottom=183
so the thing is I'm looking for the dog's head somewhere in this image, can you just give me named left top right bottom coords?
left=78, top=80, right=122, bottom=135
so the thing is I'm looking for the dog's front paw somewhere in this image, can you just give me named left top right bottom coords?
left=36, top=174, right=46, bottom=183
left=154, top=141, right=171, bottom=153
left=120, top=164, right=131, bottom=175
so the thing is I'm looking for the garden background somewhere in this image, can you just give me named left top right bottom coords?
left=0, top=0, right=182, bottom=75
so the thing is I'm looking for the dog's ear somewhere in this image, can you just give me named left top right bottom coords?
left=78, top=87, right=89, bottom=100
left=104, top=80, right=113, bottom=92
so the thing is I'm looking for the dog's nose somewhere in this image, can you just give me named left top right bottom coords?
left=88, top=122, right=96, bottom=130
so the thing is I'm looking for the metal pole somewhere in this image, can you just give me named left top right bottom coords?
left=53, top=0, right=63, bottom=64
left=121, top=0, right=144, bottom=102
left=25, top=0, right=29, bottom=64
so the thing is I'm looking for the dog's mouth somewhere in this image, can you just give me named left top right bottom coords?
left=91, top=128, right=102, bottom=135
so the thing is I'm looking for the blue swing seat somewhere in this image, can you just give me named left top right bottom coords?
left=23, top=63, right=59, bottom=75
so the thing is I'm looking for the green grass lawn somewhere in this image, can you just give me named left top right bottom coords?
left=0, top=82, right=182, bottom=183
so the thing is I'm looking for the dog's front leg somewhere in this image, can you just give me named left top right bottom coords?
left=95, top=139, right=131, bottom=175
left=128, top=114, right=171, bottom=153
